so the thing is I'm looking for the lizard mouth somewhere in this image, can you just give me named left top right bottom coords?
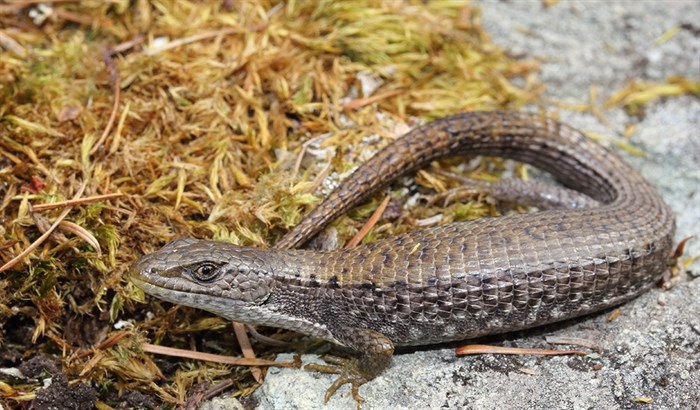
left=129, top=275, right=188, bottom=304
left=130, top=274, right=247, bottom=319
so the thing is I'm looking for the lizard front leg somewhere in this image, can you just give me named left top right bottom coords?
left=306, top=327, right=394, bottom=404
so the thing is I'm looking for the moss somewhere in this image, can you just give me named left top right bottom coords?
left=0, top=0, right=551, bottom=407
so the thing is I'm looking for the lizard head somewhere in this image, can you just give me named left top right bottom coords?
left=130, top=238, right=275, bottom=322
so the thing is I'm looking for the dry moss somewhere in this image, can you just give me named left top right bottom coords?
left=0, top=0, right=555, bottom=407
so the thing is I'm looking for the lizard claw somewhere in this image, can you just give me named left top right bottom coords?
left=305, top=356, right=368, bottom=405
left=324, top=370, right=366, bottom=405
left=304, top=328, right=394, bottom=407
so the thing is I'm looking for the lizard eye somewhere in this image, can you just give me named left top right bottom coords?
left=191, top=263, right=220, bottom=282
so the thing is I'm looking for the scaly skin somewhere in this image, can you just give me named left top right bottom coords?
left=131, top=111, right=675, bottom=401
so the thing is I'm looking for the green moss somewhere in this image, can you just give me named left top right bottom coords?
left=0, top=0, right=548, bottom=406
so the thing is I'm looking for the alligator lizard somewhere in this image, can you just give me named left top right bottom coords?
left=131, top=111, right=675, bottom=401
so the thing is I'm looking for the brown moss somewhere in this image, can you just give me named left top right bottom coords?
left=0, top=0, right=545, bottom=407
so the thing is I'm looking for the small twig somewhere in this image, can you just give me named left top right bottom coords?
left=74, top=331, right=131, bottom=360
left=111, top=35, right=146, bottom=54
left=233, top=321, right=263, bottom=383
left=200, top=379, right=235, bottom=402
left=45, top=331, right=72, bottom=351
left=291, top=143, right=308, bottom=182
left=345, top=195, right=391, bottom=248
left=0, top=30, right=26, bottom=57
left=545, top=336, right=599, bottom=351
left=89, top=50, right=121, bottom=155
left=306, top=162, right=332, bottom=194
left=183, top=382, right=212, bottom=410
left=53, top=8, right=96, bottom=26
left=144, top=28, right=240, bottom=56
left=342, top=89, right=403, bottom=111
left=141, top=343, right=298, bottom=368
left=0, top=179, right=87, bottom=273
left=57, top=220, right=101, bottom=255
left=30, top=192, right=123, bottom=211
left=455, top=344, right=588, bottom=356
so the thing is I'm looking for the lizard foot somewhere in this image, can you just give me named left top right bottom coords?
left=305, top=355, right=368, bottom=405
left=304, top=328, right=394, bottom=407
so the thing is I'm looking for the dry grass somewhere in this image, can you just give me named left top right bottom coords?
left=0, top=0, right=565, bottom=407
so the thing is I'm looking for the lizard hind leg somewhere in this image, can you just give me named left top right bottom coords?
left=432, top=174, right=600, bottom=210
